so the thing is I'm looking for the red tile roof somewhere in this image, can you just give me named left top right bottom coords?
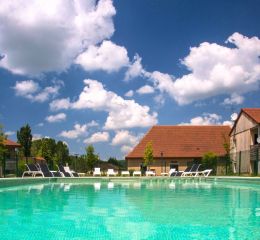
left=3, top=139, right=21, bottom=148
left=126, top=125, right=230, bottom=158
left=242, top=108, right=260, bottom=123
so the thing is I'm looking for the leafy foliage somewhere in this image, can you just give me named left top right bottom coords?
left=0, top=125, right=7, bottom=166
left=85, top=145, right=99, bottom=171
left=143, top=141, right=154, bottom=170
left=202, top=152, right=218, bottom=175
left=107, top=157, right=126, bottom=170
left=31, top=138, right=69, bottom=169
left=17, top=124, right=32, bottom=163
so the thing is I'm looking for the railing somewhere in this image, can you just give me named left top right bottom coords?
left=250, top=144, right=260, bottom=162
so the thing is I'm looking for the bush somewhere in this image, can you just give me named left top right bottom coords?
left=202, top=152, right=218, bottom=175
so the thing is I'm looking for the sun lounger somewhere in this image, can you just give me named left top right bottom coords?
left=58, top=165, right=72, bottom=177
left=181, top=164, right=201, bottom=177
left=121, top=170, right=130, bottom=176
left=22, top=163, right=44, bottom=178
left=133, top=170, right=141, bottom=176
left=194, top=169, right=212, bottom=177
left=37, top=163, right=62, bottom=177
left=93, top=168, right=101, bottom=176
left=168, top=168, right=176, bottom=176
left=145, top=170, right=155, bottom=176
left=107, top=169, right=117, bottom=176
left=171, top=165, right=193, bottom=177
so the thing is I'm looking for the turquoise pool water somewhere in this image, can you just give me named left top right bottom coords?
left=0, top=178, right=260, bottom=239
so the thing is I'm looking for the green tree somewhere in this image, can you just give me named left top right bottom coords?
left=85, top=145, right=98, bottom=172
left=0, top=125, right=7, bottom=166
left=17, top=124, right=32, bottom=163
left=41, top=138, right=56, bottom=168
left=143, top=141, right=154, bottom=170
left=54, top=141, right=69, bottom=165
left=202, top=152, right=218, bottom=175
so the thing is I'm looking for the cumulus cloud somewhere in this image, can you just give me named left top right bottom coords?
left=180, top=113, right=232, bottom=126
left=76, top=40, right=129, bottom=72
left=124, top=54, right=144, bottom=81
left=50, top=79, right=158, bottom=129
left=136, top=85, right=154, bottom=95
left=13, top=80, right=62, bottom=102
left=223, top=93, right=244, bottom=105
left=111, top=130, right=142, bottom=154
left=13, top=80, right=39, bottom=96
left=50, top=98, right=71, bottom=111
left=111, top=130, right=141, bottom=146
left=0, top=0, right=116, bottom=75
left=59, top=123, right=87, bottom=139
left=84, top=131, right=109, bottom=144
left=5, top=131, right=15, bottom=136
left=124, top=90, right=134, bottom=97
left=150, top=33, right=260, bottom=105
left=45, top=113, right=66, bottom=123
left=120, top=145, right=134, bottom=154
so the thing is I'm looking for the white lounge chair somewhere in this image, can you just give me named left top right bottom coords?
left=22, top=164, right=44, bottom=178
left=93, top=168, right=101, bottom=176
left=107, top=169, right=117, bottom=176
left=168, top=168, right=176, bottom=176
left=121, top=170, right=130, bottom=176
left=195, top=169, right=212, bottom=177
left=145, top=170, right=155, bottom=176
left=133, top=170, right=141, bottom=176
left=181, top=164, right=201, bottom=177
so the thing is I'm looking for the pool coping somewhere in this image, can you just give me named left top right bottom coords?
left=1, top=175, right=260, bottom=188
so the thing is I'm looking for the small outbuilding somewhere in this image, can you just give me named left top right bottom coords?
left=126, top=125, right=230, bottom=175
left=1, top=139, right=21, bottom=177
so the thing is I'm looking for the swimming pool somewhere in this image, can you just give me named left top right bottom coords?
left=0, top=178, right=260, bottom=239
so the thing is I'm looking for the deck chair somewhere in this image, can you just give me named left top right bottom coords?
left=58, top=165, right=72, bottom=177
left=64, top=166, right=79, bottom=177
left=107, top=169, right=117, bottom=176
left=37, top=163, right=62, bottom=177
left=181, top=164, right=201, bottom=177
left=22, top=163, right=44, bottom=178
left=93, top=168, right=101, bottom=176
left=171, top=165, right=194, bottom=177
left=133, top=170, right=142, bottom=176
left=121, top=170, right=130, bottom=176
left=145, top=170, right=155, bottom=176
left=195, top=169, right=212, bottom=177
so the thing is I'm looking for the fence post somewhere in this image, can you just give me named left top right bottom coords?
left=239, top=151, right=241, bottom=176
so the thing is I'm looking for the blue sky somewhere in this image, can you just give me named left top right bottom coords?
left=0, top=0, right=260, bottom=159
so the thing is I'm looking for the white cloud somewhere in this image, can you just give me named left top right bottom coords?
left=37, top=122, right=44, bottom=127
left=5, top=131, right=15, bottom=136
left=50, top=98, right=71, bottom=111
left=150, top=33, right=260, bottom=105
left=86, top=120, right=99, bottom=127
left=84, top=131, right=109, bottom=144
left=180, top=113, right=232, bottom=126
left=120, top=145, right=134, bottom=154
left=136, top=85, right=154, bottom=95
left=32, top=134, right=42, bottom=141
left=124, top=90, right=134, bottom=97
left=59, top=123, right=87, bottom=139
left=50, top=79, right=158, bottom=129
left=223, top=93, right=244, bottom=105
left=0, top=0, right=116, bottom=75
left=76, top=40, right=129, bottom=72
left=13, top=80, right=39, bottom=96
left=45, top=113, right=66, bottom=123
left=111, top=130, right=141, bottom=146
left=13, top=80, right=62, bottom=102
left=124, top=54, right=144, bottom=80
left=111, top=130, right=142, bottom=154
